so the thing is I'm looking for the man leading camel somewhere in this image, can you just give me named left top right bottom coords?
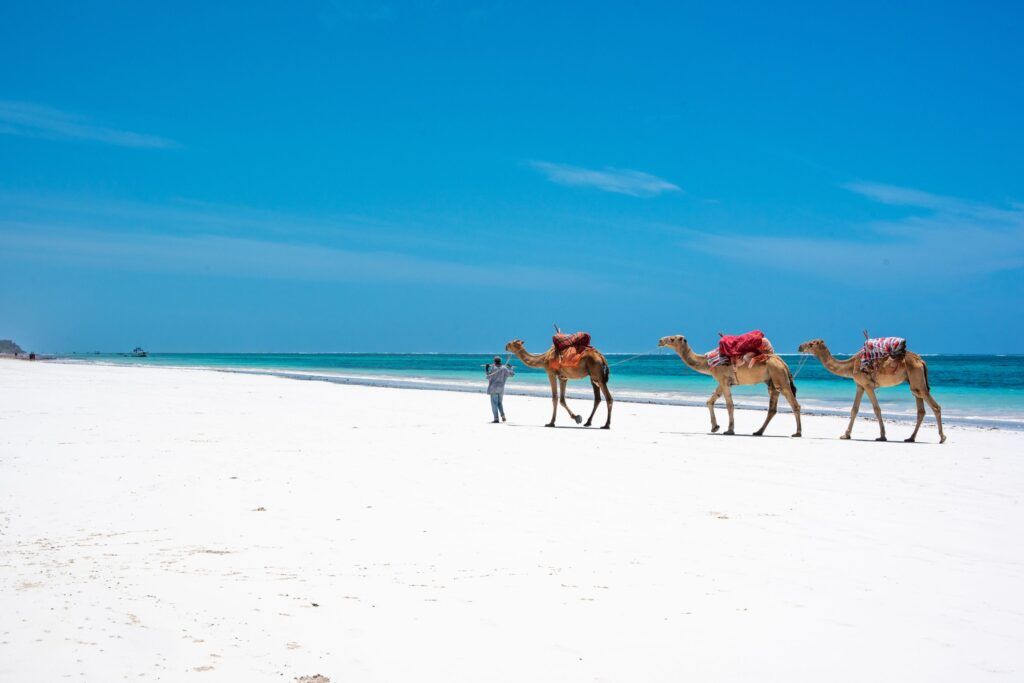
left=485, top=356, right=515, bottom=423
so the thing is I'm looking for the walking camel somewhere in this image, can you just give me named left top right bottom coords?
left=505, top=339, right=613, bottom=429
left=658, top=335, right=802, bottom=437
left=797, top=339, right=945, bottom=443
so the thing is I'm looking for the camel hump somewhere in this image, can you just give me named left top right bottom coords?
left=552, top=331, right=594, bottom=371
left=718, top=330, right=765, bottom=358
left=862, top=336, right=906, bottom=360
left=717, top=330, right=773, bottom=369
left=553, top=331, right=591, bottom=352
left=861, top=337, right=907, bottom=375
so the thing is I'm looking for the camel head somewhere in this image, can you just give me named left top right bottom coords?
left=658, top=335, right=688, bottom=351
left=505, top=339, right=525, bottom=354
left=798, top=339, right=826, bottom=355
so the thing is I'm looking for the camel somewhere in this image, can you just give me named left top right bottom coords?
left=504, top=338, right=613, bottom=428
left=657, top=335, right=802, bottom=437
left=797, top=339, right=945, bottom=443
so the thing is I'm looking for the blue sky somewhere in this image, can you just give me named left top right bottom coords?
left=2, top=1, right=1022, bottom=353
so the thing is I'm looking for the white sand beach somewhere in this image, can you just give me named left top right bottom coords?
left=1, top=358, right=1022, bottom=681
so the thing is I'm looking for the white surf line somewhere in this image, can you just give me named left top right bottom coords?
left=43, top=357, right=1021, bottom=431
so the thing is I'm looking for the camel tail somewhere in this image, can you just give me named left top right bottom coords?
left=602, top=361, right=610, bottom=385
left=923, top=361, right=930, bottom=393
left=789, top=368, right=797, bottom=397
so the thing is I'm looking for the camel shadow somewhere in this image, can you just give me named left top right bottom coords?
left=658, top=430, right=834, bottom=442
left=505, top=424, right=606, bottom=430
left=660, top=430, right=931, bottom=444
left=841, top=437, right=928, bottom=445
left=501, top=426, right=932, bottom=442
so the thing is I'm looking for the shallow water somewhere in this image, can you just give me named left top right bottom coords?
left=57, top=352, right=1024, bottom=430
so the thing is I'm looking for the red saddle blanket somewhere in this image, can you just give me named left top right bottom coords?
left=718, top=330, right=774, bottom=367
left=553, top=331, right=591, bottom=352
left=551, top=331, right=592, bottom=371
left=719, top=330, right=764, bottom=357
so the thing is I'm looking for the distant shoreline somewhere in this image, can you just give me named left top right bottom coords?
left=42, top=356, right=1022, bottom=432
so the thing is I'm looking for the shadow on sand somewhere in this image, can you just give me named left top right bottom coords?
left=658, top=430, right=928, bottom=444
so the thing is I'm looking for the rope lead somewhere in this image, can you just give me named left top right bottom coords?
left=607, top=346, right=666, bottom=368
left=792, top=353, right=811, bottom=379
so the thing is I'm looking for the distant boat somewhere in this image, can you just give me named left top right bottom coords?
left=131, top=347, right=148, bottom=357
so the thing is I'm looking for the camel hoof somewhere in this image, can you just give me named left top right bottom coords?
left=792, top=433, right=802, bottom=438
left=876, top=436, right=887, bottom=442
left=600, top=425, right=611, bottom=430
left=904, top=437, right=916, bottom=443
left=545, top=423, right=555, bottom=428
left=573, top=415, right=583, bottom=425
left=940, top=435, right=947, bottom=444
left=584, top=421, right=592, bottom=428
left=711, top=425, right=720, bottom=433
left=840, top=434, right=851, bottom=440
left=723, top=429, right=735, bottom=436
left=752, top=431, right=764, bottom=437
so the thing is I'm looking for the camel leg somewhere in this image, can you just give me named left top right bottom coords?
left=924, top=392, right=946, bottom=444
left=842, top=386, right=864, bottom=440
left=584, top=381, right=601, bottom=427
left=906, top=396, right=925, bottom=443
left=558, top=378, right=582, bottom=424
left=597, top=380, right=613, bottom=429
left=753, top=386, right=779, bottom=436
left=546, top=373, right=558, bottom=427
left=780, top=382, right=802, bottom=437
left=865, top=386, right=886, bottom=441
left=908, top=365, right=945, bottom=444
left=722, top=384, right=735, bottom=435
left=707, top=385, right=723, bottom=433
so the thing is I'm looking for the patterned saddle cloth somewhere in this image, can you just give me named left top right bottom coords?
left=551, top=331, right=592, bottom=371
left=705, top=348, right=730, bottom=368
left=860, top=337, right=907, bottom=371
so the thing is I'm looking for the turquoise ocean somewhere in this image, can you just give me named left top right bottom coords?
left=59, top=352, right=1024, bottom=430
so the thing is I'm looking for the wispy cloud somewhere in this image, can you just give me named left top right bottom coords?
left=843, top=180, right=1023, bottom=224
left=0, top=193, right=601, bottom=290
left=681, top=182, right=1024, bottom=284
left=0, top=101, right=177, bottom=149
left=530, top=161, right=681, bottom=197
left=0, top=226, right=591, bottom=288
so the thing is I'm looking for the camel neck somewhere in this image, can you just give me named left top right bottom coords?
left=514, top=348, right=551, bottom=369
left=815, top=346, right=856, bottom=378
left=672, top=345, right=712, bottom=375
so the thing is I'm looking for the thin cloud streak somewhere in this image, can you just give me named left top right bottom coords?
left=530, top=161, right=681, bottom=197
left=844, top=181, right=1024, bottom=224
left=0, top=225, right=600, bottom=290
left=680, top=182, right=1024, bottom=284
left=0, top=191, right=390, bottom=242
left=0, top=101, right=177, bottom=149
left=0, top=192, right=605, bottom=290
left=0, top=192, right=661, bottom=291
left=0, top=191, right=516, bottom=259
